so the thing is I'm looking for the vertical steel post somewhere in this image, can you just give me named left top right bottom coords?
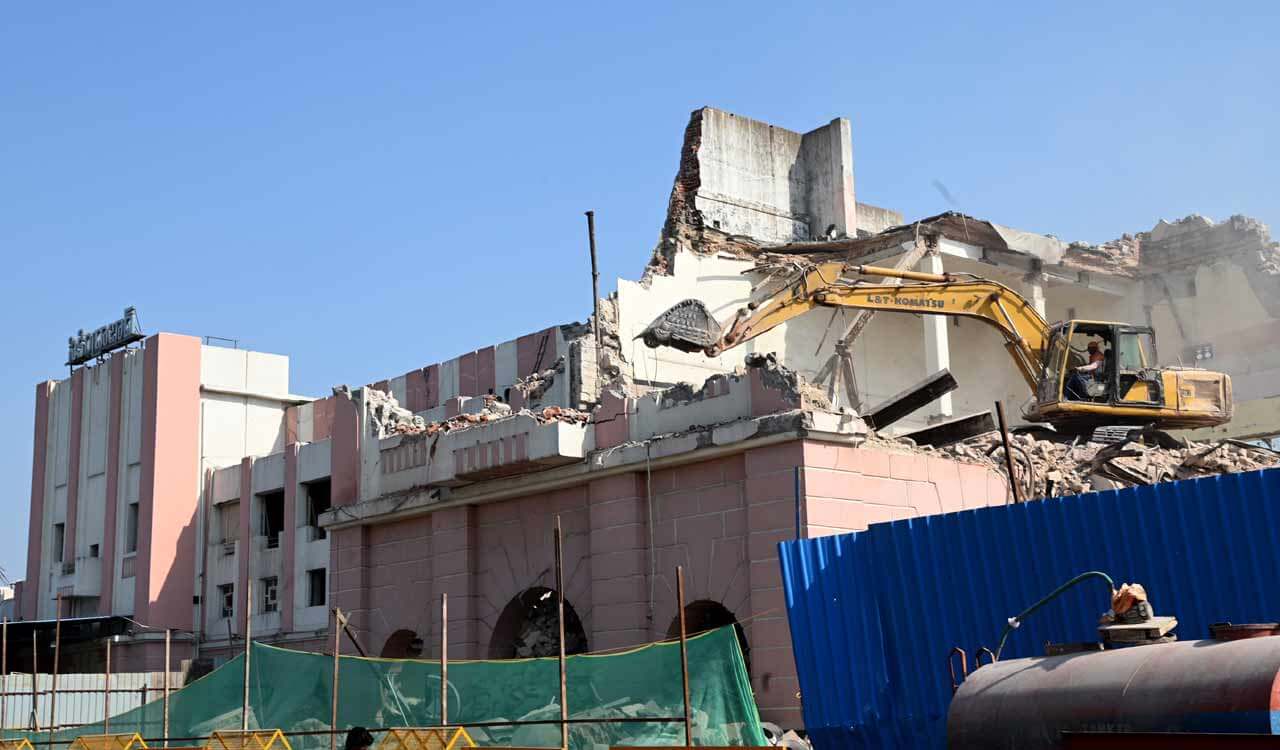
left=30, top=631, right=37, bottom=731
left=2, top=617, right=8, bottom=731
left=554, top=516, right=568, bottom=750
left=994, top=401, right=1024, bottom=503
left=242, top=578, right=252, bottom=731
left=163, top=629, right=171, bottom=746
left=51, top=593, right=62, bottom=740
left=104, top=637, right=111, bottom=734
left=440, top=593, right=448, bottom=728
left=585, top=211, right=602, bottom=354
left=330, top=608, right=342, bottom=750
left=676, top=566, right=692, bottom=747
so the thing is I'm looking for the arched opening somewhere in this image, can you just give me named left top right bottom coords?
left=381, top=628, right=423, bottom=658
left=667, top=600, right=750, bottom=673
left=488, top=586, right=589, bottom=658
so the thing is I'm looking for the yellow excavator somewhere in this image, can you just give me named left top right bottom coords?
left=640, top=261, right=1233, bottom=432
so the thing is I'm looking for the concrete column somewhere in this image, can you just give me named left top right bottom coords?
left=431, top=506, right=478, bottom=658
left=921, top=252, right=954, bottom=418
left=587, top=473, right=649, bottom=651
left=1025, top=272, right=1047, bottom=319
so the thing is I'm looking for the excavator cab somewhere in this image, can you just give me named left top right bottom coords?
left=1034, top=320, right=1232, bottom=430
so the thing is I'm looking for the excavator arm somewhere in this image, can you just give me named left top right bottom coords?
left=652, top=262, right=1053, bottom=392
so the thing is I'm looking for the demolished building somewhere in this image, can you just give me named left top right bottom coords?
left=17, top=106, right=1280, bottom=729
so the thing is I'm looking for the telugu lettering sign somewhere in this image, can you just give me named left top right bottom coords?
left=67, top=307, right=144, bottom=365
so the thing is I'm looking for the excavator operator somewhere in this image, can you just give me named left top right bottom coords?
left=1066, top=340, right=1107, bottom=401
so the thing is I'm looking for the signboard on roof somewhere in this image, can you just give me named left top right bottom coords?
left=66, top=307, right=144, bottom=365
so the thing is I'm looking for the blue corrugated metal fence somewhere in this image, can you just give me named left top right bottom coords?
left=778, top=467, right=1280, bottom=750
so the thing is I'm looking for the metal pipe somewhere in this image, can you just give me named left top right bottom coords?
left=554, top=515, right=568, bottom=750
left=330, top=608, right=341, bottom=750
left=163, top=629, right=170, bottom=746
left=242, top=578, right=252, bottom=731
left=104, top=637, right=111, bottom=734
left=994, top=570, right=1116, bottom=660
left=50, top=593, right=61, bottom=747
left=994, top=401, right=1023, bottom=503
left=676, top=566, right=692, bottom=746
left=585, top=211, right=602, bottom=354
left=852, top=264, right=954, bottom=283
left=440, top=593, right=448, bottom=727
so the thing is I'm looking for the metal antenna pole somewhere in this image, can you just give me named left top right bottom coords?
left=677, top=567, right=692, bottom=746
left=585, top=211, right=602, bottom=354
left=994, top=401, right=1024, bottom=503
left=554, top=516, right=568, bottom=750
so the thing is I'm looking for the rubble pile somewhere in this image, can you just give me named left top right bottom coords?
left=512, top=355, right=564, bottom=402
left=931, top=430, right=1280, bottom=498
left=419, top=401, right=591, bottom=437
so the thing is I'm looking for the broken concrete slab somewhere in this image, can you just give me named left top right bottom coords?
left=900, top=411, right=995, bottom=447
left=863, top=369, right=958, bottom=430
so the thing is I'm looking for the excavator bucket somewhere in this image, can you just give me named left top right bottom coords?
left=639, top=299, right=721, bottom=353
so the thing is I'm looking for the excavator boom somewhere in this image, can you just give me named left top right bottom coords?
left=639, top=261, right=1234, bottom=431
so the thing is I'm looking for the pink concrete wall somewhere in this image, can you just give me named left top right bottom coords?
left=324, top=438, right=1009, bottom=727
left=134, top=333, right=202, bottom=629
left=99, top=355, right=126, bottom=614
left=517, top=328, right=557, bottom=377
left=475, top=346, right=496, bottom=396
left=63, top=368, right=85, bottom=574
left=458, top=352, right=478, bottom=398
left=330, top=395, right=360, bottom=506
left=311, top=396, right=335, bottom=442
left=801, top=443, right=1008, bottom=536
left=21, top=381, right=53, bottom=619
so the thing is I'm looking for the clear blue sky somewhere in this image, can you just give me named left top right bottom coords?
left=2, top=3, right=1275, bottom=582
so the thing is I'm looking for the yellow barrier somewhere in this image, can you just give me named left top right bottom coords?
left=205, top=730, right=292, bottom=750
left=69, top=735, right=148, bottom=750
left=374, top=728, right=475, bottom=750
left=0, top=739, right=34, bottom=750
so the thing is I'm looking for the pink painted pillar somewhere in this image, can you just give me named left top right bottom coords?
left=331, top=395, right=361, bottom=506
left=237, top=457, right=253, bottom=636
left=430, top=506, right=477, bottom=658
left=63, top=369, right=85, bottom=574
left=99, top=355, right=126, bottom=614
left=744, top=440, right=805, bottom=728
left=330, top=526, right=370, bottom=651
left=458, top=353, right=478, bottom=397
left=21, top=382, right=53, bottom=620
left=134, top=333, right=202, bottom=630
left=587, top=473, right=649, bottom=651
left=476, top=346, right=496, bottom=396
left=280, top=444, right=299, bottom=632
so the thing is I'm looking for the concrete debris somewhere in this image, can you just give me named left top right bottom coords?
left=366, top=388, right=427, bottom=438
left=513, top=356, right=565, bottom=401
left=744, top=353, right=833, bottom=411
left=417, top=401, right=589, bottom=438
left=930, top=430, right=1280, bottom=498
left=761, top=722, right=812, bottom=750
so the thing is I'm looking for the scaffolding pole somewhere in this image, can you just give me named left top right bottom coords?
left=440, top=594, right=448, bottom=727
left=163, top=629, right=171, bottom=746
left=676, top=566, right=692, bottom=746
left=330, top=607, right=343, bottom=750
left=242, top=578, right=252, bottom=731
left=554, top=515, right=568, bottom=750
left=104, top=637, right=112, bottom=734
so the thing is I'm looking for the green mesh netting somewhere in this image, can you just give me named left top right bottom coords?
left=12, top=625, right=763, bottom=750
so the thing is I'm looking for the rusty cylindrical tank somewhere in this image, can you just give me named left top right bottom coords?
left=948, top=636, right=1280, bottom=749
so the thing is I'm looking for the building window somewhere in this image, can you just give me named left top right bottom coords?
left=53, top=523, right=65, bottom=562
left=308, top=568, right=327, bottom=607
left=258, top=491, right=284, bottom=549
left=219, top=501, right=240, bottom=544
left=305, top=480, right=331, bottom=541
left=261, top=577, right=279, bottom=613
left=89, top=544, right=99, bottom=558
left=125, top=502, right=140, bottom=554
left=218, top=584, right=235, bottom=619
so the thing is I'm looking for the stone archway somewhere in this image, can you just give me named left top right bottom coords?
left=667, top=599, right=750, bottom=673
left=489, top=586, right=589, bottom=658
